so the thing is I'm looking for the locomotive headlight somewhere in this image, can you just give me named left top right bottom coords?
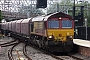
left=48, top=35, right=54, bottom=39
left=69, top=36, right=73, bottom=38
left=48, top=36, right=53, bottom=38
left=59, top=17, right=62, bottom=20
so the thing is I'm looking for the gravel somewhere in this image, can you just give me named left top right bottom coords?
left=0, top=36, right=90, bottom=60
left=26, top=46, right=57, bottom=60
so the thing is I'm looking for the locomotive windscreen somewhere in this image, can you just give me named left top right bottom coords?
left=48, top=20, right=59, bottom=28
left=62, top=20, right=72, bottom=28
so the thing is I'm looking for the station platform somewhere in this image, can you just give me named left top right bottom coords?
left=73, top=39, right=90, bottom=56
left=73, top=39, right=90, bottom=48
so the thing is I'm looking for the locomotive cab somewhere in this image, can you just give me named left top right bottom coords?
left=44, top=12, right=74, bottom=52
left=47, top=17, right=74, bottom=42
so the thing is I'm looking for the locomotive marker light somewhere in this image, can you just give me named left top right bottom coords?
left=59, top=17, right=62, bottom=20
left=85, top=18, right=87, bottom=40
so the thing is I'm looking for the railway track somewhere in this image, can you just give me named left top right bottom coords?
left=8, top=42, right=20, bottom=60
left=7, top=42, right=32, bottom=60
left=23, top=44, right=32, bottom=60
left=0, top=37, right=86, bottom=60
left=26, top=44, right=64, bottom=60
left=0, top=40, right=18, bottom=47
left=68, top=54, right=83, bottom=60
left=27, top=44, right=84, bottom=60
left=56, top=54, right=83, bottom=60
left=0, top=40, right=16, bottom=45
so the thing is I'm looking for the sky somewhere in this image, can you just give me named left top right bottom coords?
left=0, top=0, right=90, bottom=12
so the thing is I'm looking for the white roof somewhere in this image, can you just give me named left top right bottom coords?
left=8, top=21, right=12, bottom=24
left=44, top=12, right=60, bottom=21
left=9, top=21, right=12, bottom=23
left=31, top=12, right=61, bottom=22
left=5, top=22, right=8, bottom=25
left=16, top=19, right=23, bottom=23
left=21, top=18, right=31, bottom=23
left=6, top=22, right=9, bottom=23
left=1, top=22, right=5, bottom=24
left=32, top=16, right=44, bottom=22
left=11, top=20, right=18, bottom=23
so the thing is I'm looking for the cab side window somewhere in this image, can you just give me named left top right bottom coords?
left=30, top=23, right=34, bottom=32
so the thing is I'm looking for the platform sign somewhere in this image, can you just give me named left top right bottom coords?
left=36, top=0, right=47, bottom=8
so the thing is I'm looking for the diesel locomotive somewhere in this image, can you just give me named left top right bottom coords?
left=0, top=12, right=74, bottom=52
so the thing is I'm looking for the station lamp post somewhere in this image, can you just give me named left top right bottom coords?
left=73, top=0, right=75, bottom=20
left=73, top=0, right=76, bottom=38
left=85, top=18, right=87, bottom=40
